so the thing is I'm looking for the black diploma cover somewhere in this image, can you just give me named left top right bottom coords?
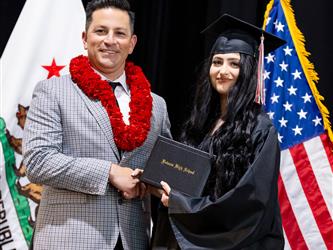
left=141, top=136, right=212, bottom=197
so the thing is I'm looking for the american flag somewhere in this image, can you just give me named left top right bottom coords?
left=263, top=0, right=333, bottom=249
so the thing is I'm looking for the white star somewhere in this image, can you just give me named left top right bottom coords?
left=292, top=125, right=303, bottom=135
left=283, top=101, right=293, bottom=111
left=302, top=93, right=312, bottom=103
left=312, top=116, right=322, bottom=126
left=292, top=69, right=302, bottom=80
left=266, top=17, right=272, bottom=26
left=283, top=46, right=293, bottom=56
left=297, top=109, right=307, bottom=119
left=265, top=53, right=275, bottom=63
left=278, top=133, right=283, bottom=143
left=267, top=111, right=275, bottom=119
left=279, top=117, right=288, bottom=127
left=276, top=22, right=285, bottom=32
left=274, top=20, right=279, bottom=26
left=279, top=61, right=288, bottom=72
left=264, top=70, right=271, bottom=80
left=274, top=77, right=284, bottom=87
left=270, top=93, right=280, bottom=104
left=288, top=85, right=297, bottom=95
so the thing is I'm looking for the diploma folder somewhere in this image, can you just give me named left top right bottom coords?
left=141, top=136, right=212, bottom=197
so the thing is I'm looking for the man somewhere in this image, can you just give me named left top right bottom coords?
left=23, top=0, right=171, bottom=249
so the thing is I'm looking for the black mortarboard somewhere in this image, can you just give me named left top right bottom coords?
left=202, top=13, right=286, bottom=57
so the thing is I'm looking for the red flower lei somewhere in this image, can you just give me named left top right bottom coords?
left=69, top=55, right=152, bottom=151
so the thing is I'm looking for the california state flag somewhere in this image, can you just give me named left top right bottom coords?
left=0, top=0, right=85, bottom=248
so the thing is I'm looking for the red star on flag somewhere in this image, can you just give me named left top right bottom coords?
left=42, top=58, right=66, bottom=79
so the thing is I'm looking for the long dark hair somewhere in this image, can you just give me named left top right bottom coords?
left=181, top=53, right=262, bottom=198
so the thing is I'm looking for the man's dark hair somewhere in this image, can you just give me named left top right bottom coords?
left=85, top=0, right=135, bottom=33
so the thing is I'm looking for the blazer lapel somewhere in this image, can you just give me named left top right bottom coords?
left=73, top=84, right=121, bottom=161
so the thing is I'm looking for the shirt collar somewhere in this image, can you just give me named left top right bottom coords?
left=114, top=72, right=130, bottom=95
left=94, top=69, right=130, bottom=95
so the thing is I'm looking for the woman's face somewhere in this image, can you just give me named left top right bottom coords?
left=209, top=53, right=240, bottom=97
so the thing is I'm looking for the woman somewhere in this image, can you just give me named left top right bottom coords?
left=153, top=14, right=285, bottom=249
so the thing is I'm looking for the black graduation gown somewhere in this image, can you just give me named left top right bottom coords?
left=152, top=115, right=284, bottom=250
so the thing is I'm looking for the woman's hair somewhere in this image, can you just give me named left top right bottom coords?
left=180, top=53, right=262, bottom=198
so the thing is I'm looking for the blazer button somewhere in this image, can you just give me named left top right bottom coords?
left=118, top=198, right=123, bottom=205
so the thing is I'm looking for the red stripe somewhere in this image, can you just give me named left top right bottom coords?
left=278, top=174, right=308, bottom=250
left=289, top=143, right=333, bottom=249
left=320, top=132, right=333, bottom=172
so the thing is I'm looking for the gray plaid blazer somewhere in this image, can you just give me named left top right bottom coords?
left=23, top=74, right=171, bottom=250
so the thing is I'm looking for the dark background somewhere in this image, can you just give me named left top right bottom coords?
left=2, top=0, right=332, bottom=138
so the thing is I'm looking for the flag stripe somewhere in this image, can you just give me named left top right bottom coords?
left=320, top=133, right=333, bottom=171
left=282, top=230, right=291, bottom=250
left=278, top=174, right=308, bottom=250
left=0, top=118, right=32, bottom=247
left=280, top=149, right=326, bottom=249
left=303, top=135, right=333, bottom=219
left=289, top=143, right=333, bottom=249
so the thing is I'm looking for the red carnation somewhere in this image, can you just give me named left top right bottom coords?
left=70, top=55, right=152, bottom=151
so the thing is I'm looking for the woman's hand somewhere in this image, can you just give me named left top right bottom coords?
left=160, top=181, right=171, bottom=207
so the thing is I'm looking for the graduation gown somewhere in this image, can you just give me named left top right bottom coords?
left=153, top=114, right=284, bottom=250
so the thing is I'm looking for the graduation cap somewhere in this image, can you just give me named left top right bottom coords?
left=201, top=13, right=286, bottom=57
left=202, top=13, right=286, bottom=105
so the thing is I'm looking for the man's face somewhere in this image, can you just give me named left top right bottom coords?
left=82, top=7, right=137, bottom=79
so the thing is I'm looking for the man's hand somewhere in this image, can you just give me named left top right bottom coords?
left=122, top=168, right=146, bottom=199
left=109, top=164, right=140, bottom=199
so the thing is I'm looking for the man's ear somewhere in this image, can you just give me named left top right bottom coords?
left=128, top=34, right=137, bottom=55
left=82, top=31, right=88, bottom=50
